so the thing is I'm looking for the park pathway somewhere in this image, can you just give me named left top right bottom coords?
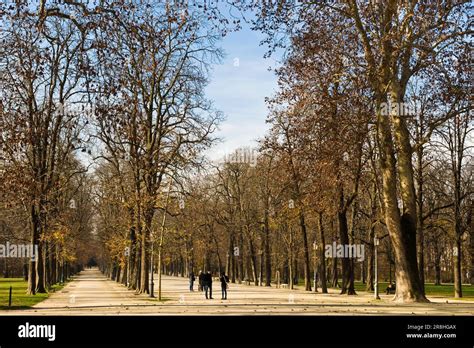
left=1, top=268, right=473, bottom=315
left=4, top=268, right=147, bottom=315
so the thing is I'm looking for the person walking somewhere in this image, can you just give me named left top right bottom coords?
left=219, top=272, right=229, bottom=300
left=198, top=270, right=204, bottom=292
left=189, top=271, right=196, bottom=291
left=203, top=271, right=213, bottom=299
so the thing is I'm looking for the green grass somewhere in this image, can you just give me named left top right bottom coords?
left=294, top=277, right=473, bottom=298
left=349, top=281, right=474, bottom=298
left=0, top=278, right=65, bottom=309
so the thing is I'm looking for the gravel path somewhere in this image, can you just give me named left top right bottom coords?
left=1, top=268, right=472, bottom=315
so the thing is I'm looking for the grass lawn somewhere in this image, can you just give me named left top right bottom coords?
left=350, top=281, right=474, bottom=298
left=294, top=278, right=473, bottom=298
left=0, top=278, right=65, bottom=309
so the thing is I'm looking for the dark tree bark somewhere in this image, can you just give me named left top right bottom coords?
left=415, top=140, right=426, bottom=295
left=264, top=206, right=272, bottom=286
left=331, top=258, right=339, bottom=288
left=338, top=187, right=356, bottom=295
left=317, top=212, right=328, bottom=293
left=238, top=230, right=244, bottom=284
left=299, top=212, right=312, bottom=291
left=469, top=200, right=473, bottom=285
left=366, top=233, right=375, bottom=291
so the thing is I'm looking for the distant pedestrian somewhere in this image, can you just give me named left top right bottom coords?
left=203, top=271, right=213, bottom=299
left=198, top=270, right=204, bottom=292
left=189, top=271, right=196, bottom=291
left=219, top=272, right=229, bottom=300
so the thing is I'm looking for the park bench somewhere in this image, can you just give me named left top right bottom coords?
left=385, top=282, right=396, bottom=295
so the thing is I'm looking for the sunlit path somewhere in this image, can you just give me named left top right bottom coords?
left=1, top=269, right=472, bottom=315
left=3, top=268, right=146, bottom=315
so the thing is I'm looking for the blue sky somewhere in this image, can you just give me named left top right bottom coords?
left=205, top=22, right=279, bottom=160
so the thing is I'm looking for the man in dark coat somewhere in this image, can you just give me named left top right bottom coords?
left=203, top=271, right=213, bottom=299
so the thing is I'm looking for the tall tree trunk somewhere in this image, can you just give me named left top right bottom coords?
left=111, top=262, right=117, bottom=280
left=434, top=239, right=442, bottom=285
left=246, top=233, right=258, bottom=285
left=27, top=204, right=38, bottom=295
left=338, top=187, right=356, bottom=295
left=288, top=254, right=293, bottom=289
left=116, top=265, right=121, bottom=283
left=376, top=97, right=426, bottom=302
left=288, top=227, right=294, bottom=289
left=133, top=240, right=141, bottom=290
left=299, top=211, right=312, bottom=291
left=452, top=137, right=463, bottom=298
left=317, top=212, right=328, bottom=293
left=416, top=142, right=426, bottom=295
left=366, top=230, right=375, bottom=291
left=366, top=184, right=377, bottom=291
left=293, top=259, right=298, bottom=285
left=331, top=257, right=338, bottom=288
left=226, top=234, right=232, bottom=276
left=36, top=212, right=46, bottom=293
left=361, top=259, right=365, bottom=283
left=43, top=242, right=50, bottom=290
left=231, top=247, right=236, bottom=283
left=121, top=262, right=128, bottom=285
left=454, top=237, right=462, bottom=298
left=264, top=208, right=272, bottom=286
left=469, top=200, right=474, bottom=286
left=238, top=230, right=244, bottom=284
left=132, top=165, right=142, bottom=290
left=51, top=248, right=57, bottom=285
left=139, top=233, right=148, bottom=294
left=331, top=220, right=339, bottom=288
left=138, top=212, right=151, bottom=294
left=128, top=208, right=136, bottom=289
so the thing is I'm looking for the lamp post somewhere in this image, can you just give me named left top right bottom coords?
left=374, top=236, right=380, bottom=299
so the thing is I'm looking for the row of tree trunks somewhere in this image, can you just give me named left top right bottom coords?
left=28, top=205, right=78, bottom=293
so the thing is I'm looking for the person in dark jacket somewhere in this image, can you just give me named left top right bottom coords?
left=219, top=272, right=229, bottom=300
left=198, top=270, right=204, bottom=292
left=203, top=271, right=213, bottom=299
left=189, top=271, right=195, bottom=291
